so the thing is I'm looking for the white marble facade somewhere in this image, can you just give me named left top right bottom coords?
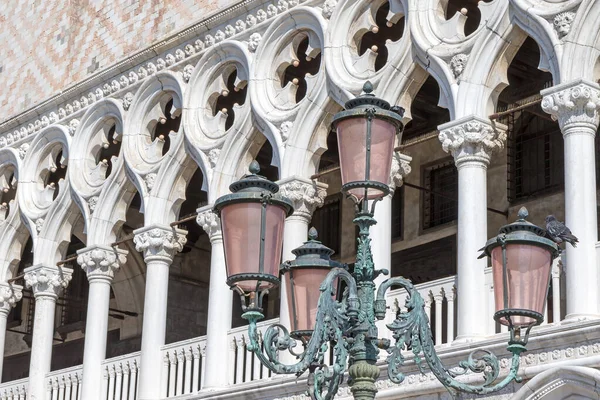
left=0, top=0, right=599, bottom=399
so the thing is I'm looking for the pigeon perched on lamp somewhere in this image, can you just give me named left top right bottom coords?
left=545, top=215, right=579, bottom=247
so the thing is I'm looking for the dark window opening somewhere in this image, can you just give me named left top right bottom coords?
left=402, top=75, right=450, bottom=142
left=391, top=235, right=457, bottom=284
left=318, top=129, right=339, bottom=172
left=282, top=36, right=321, bottom=103
left=311, top=194, right=342, bottom=256
left=152, top=98, right=181, bottom=156
left=214, top=68, right=248, bottom=131
left=255, top=140, right=279, bottom=182
left=422, top=160, right=458, bottom=230
left=391, top=186, right=404, bottom=240
left=45, top=149, right=67, bottom=201
left=445, top=0, right=493, bottom=36
left=97, top=123, right=122, bottom=178
left=357, top=2, right=405, bottom=71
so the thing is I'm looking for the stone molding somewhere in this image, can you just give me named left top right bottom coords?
left=24, top=265, right=72, bottom=299
left=541, top=79, right=600, bottom=132
left=389, top=152, right=412, bottom=192
left=0, top=283, right=23, bottom=316
left=278, top=177, right=328, bottom=221
left=76, top=245, right=128, bottom=283
left=438, top=116, right=506, bottom=166
left=196, top=205, right=222, bottom=243
left=133, top=225, right=187, bottom=262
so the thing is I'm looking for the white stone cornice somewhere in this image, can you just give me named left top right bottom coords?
left=438, top=116, right=506, bottom=166
left=76, top=245, right=128, bottom=283
left=24, top=265, right=72, bottom=299
left=133, top=225, right=187, bottom=262
left=389, top=152, right=412, bottom=192
left=541, top=79, right=600, bottom=132
left=277, top=177, right=328, bottom=221
left=196, top=205, right=222, bottom=243
left=0, top=283, right=23, bottom=316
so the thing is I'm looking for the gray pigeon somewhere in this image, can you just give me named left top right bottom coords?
left=545, top=215, right=578, bottom=247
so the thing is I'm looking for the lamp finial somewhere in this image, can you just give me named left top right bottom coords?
left=517, top=207, right=529, bottom=221
left=249, top=160, right=261, bottom=175
left=308, top=227, right=318, bottom=241
left=363, top=81, right=374, bottom=94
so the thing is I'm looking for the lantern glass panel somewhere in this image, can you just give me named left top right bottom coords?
left=336, top=117, right=396, bottom=200
left=491, top=244, right=552, bottom=326
left=221, top=202, right=287, bottom=291
left=286, top=268, right=333, bottom=332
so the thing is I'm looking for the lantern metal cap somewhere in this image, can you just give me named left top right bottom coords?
left=478, top=207, right=559, bottom=259
left=331, top=82, right=405, bottom=128
left=281, top=228, right=345, bottom=272
left=214, top=161, right=294, bottom=217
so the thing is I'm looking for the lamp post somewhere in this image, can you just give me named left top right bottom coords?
left=213, top=82, right=559, bottom=399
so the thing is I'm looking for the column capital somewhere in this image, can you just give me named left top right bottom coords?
left=196, top=206, right=221, bottom=243
left=438, top=115, right=506, bottom=166
left=389, top=152, right=412, bottom=192
left=76, top=245, right=128, bottom=283
left=278, top=176, right=328, bottom=221
left=541, top=79, right=600, bottom=132
left=24, top=265, right=72, bottom=299
left=133, top=225, right=187, bottom=263
left=0, top=283, right=23, bottom=316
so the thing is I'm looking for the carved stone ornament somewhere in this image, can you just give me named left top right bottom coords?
left=450, top=54, right=469, bottom=79
left=133, top=225, right=187, bottom=261
left=181, top=64, right=194, bottom=83
left=0, top=283, right=23, bottom=315
left=280, top=121, right=293, bottom=143
left=553, top=11, right=576, bottom=39
left=208, top=148, right=221, bottom=168
left=438, top=116, right=506, bottom=165
left=24, top=265, right=73, bottom=298
left=144, top=173, right=157, bottom=191
left=196, top=208, right=221, bottom=242
left=122, top=92, right=134, bottom=111
left=35, top=218, right=44, bottom=233
left=322, top=0, right=338, bottom=19
left=248, top=33, right=262, bottom=53
left=68, top=119, right=80, bottom=136
left=278, top=177, right=328, bottom=220
left=541, top=80, right=600, bottom=131
left=88, top=196, right=99, bottom=214
left=18, top=143, right=30, bottom=160
left=389, top=152, right=412, bottom=191
left=77, top=245, right=128, bottom=282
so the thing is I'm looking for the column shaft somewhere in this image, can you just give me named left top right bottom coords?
left=29, top=296, right=57, bottom=400
left=0, top=283, right=22, bottom=381
left=138, top=259, right=170, bottom=398
left=370, top=195, right=392, bottom=339
left=563, top=127, right=598, bottom=318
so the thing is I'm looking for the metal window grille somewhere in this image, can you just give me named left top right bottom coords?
left=311, top=194, right=342, bottom=255
left=391, top=187, right=404, bottom=240
left=422, top=160, right=458, bottom=230
left=507, top=105, right=563, bottom=202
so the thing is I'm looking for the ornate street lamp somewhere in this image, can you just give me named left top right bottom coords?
left=214, top=83, right=559, bottom=399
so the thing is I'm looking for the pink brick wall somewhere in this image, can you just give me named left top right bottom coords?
left=0, top=0, right=235, bottom=123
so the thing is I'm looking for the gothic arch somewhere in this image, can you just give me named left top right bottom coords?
left=513, top=366, right=600, bottom=400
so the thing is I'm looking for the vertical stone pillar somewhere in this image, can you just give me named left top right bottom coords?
left=24, top=265, right=72, bottom=400
left=77, top=246, right=128, bottom=400
left=278, top=177, right=328, bottom=332
left=371, top=153, right=411, bottom=340
left=438, top=116, right=506, bottom=342
left=134, top=225, right=187, bottom=400
left=196, top=207, right=231, bottom=388
left=0, top=283, right=23, bottom=381
left=542, top=79, right=600, bottom=320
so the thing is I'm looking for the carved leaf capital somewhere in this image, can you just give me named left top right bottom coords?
left=279, top=178, right=328, bottom=220
left=196, top=208, right=221, bottom=242
left=133, top=225, right=187, bottom=261
left=0, top=283, right=23, bottom=315
left=542, top=81, right=600, bottom=131
left=24, top=265, right=72, bottom=298
left=438, top=117, right=506, bottom=165
left=77, top=245, right=128, bottom=282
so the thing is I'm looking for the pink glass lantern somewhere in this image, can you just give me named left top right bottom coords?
left=281, top=228, right=344, bottom=338
left=214, top=161, right=293, bottom=298
left=331, top=82, right=404, bottom=201
left=480, top=207, right=559, bottom=331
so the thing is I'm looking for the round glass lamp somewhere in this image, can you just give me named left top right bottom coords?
left=214, top=161, right=294, bottom=302
left=280, top=228, right=345, bottom=339
left=479, top=207, right=559, bottom=335
left=331, top=81, right=404, bottom=201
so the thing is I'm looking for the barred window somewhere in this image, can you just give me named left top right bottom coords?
left=391, top=187, right=404, bottom=240
left=507, top=106, right=563, bottom=201
left=311, top=194, right=342, bottom=256
left=422, top=160, right=458, bottom=230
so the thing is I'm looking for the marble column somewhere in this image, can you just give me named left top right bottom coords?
left=196, top=207, right=231, bottom=388
left=77, top=245, right=128, bottom=400
left=278, top=177, right=328, bottom=332
left=134, top=225, right=187, bottom=400
left=371, top=153, right=411, bottom=340
left=0, top=283, right=23, bottom=381
left=438, top=116, right=506, bottom=342
left=24, top=265, right=72, bottom=400
left=542, top=79, right=600, bottom=320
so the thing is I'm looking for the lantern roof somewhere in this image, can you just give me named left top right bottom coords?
left=281, top=228, right=345, bottom=271
left=214, top=161, right=294, bottom=216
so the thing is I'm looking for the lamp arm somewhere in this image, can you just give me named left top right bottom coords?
left=243, top=268, right=359, bottom=380
left=377, top=276, right=524, bottom=396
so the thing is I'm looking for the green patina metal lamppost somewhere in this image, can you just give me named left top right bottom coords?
left=213, top=82, right=559, bottom=399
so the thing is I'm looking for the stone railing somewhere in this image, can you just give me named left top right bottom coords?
left=0, top=377, right=27, bottom=400
left=46, top=365, right=82, bottom=400
left=100, top=351, right=140, bottom=400
left=161, top=336, right=206, bottom=397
